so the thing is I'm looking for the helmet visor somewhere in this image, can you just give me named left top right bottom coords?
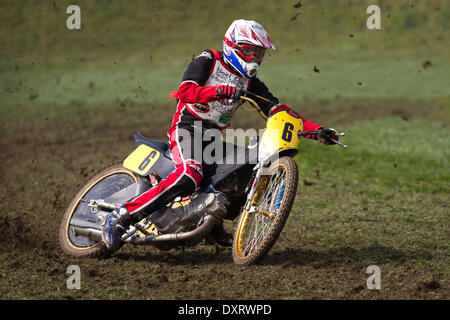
left=237, top=44, right=266, bottom=64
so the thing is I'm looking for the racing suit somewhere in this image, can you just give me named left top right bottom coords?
left=123, top=49, right=322, bottom=219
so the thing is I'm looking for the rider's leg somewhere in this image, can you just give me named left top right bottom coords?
left=124, top=124, right=203, bottom=217
left=102, top=125, right=203, bottom=251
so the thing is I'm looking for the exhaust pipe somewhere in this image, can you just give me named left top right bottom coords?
left=72, top=215, right=218, bottom=245
left=70, top=218, right=102, bottom=241
left=71, top=226, right=102, bottom=241
left=70, top=192, right=228, bottom=246
left=131, top=192, right=229, bottom=245
left=130, top=215, right=219, bottom=245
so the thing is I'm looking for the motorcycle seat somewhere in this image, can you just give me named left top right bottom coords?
left=133, top=132, right=170, bottom=153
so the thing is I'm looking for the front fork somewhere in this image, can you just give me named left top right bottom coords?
left=243, top=163, right=270, bottom=213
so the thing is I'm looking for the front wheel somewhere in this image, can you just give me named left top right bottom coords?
left=58, top=163, right=139, bottom=256
left=232, top=156, right=298, bottom=266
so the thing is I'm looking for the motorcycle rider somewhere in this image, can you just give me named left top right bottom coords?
left=102, top=19, right=338, bottom=252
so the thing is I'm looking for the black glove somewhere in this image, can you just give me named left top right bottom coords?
left=216, top=85, right=243, bottom=100
left=317, top=128, right=338, bottom=145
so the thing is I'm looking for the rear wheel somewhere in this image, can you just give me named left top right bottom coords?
left=232, top=156, right=298, bottom=266
left=58, top=163, right=139, bottom=256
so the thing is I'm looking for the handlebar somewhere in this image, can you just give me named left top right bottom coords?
left=239, top=91, right=348, bottom=148
left=299, top=130, right=348, bottom=148
left=241, top=90, right=278, bottom=107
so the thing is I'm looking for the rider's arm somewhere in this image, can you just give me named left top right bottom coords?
left=249, top=78, right=323, bottom=140
left=169, top=49, right=224, bottom=104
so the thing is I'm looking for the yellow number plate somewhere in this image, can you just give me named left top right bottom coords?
left=260, top=110, right=304, bottom=153
left=123, top=145, right=160, bottom=176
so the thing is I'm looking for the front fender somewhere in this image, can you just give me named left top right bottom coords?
left=278, top=148, right=299, bottom=158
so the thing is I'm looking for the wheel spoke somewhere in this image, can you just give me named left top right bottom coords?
left=241, top=165, right=287, bottom=257
left=233, top=157, right=298, bottom=265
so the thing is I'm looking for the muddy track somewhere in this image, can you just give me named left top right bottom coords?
left=1, top=103, right=448, bottom=300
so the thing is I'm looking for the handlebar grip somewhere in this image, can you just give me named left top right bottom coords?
left=298, top=131, right=318, bottom=137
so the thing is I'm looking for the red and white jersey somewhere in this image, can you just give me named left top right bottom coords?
left=168, top=48, right=322, bottom=138
left=183, top=50, right=250, bottom=128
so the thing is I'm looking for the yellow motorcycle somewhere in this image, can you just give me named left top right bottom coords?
left=58, top=92, right=346, bottom=265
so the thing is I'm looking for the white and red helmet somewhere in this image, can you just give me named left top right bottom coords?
left=223, top=19, right=276, bottom=78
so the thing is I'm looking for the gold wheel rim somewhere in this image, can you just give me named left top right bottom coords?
left=234, top=163, right=288, bottom=260
left=234, top=209, right=250, bottom=260
left=65, top=170, right=137, bottom=250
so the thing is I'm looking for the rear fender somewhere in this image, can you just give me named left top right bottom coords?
left=103, top=180, right=152, bottom=204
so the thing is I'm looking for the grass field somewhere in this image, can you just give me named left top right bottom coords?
left=0, top=0, right=449, bottom=300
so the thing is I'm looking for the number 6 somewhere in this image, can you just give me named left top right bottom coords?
left=138, top=151, right=157, bottom=171
left=282, top=122, right=294, bottom=142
